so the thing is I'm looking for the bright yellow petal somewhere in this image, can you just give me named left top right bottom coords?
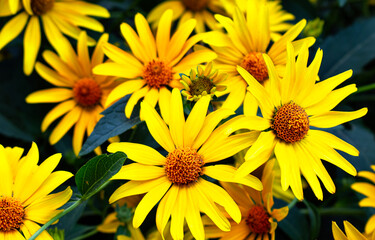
left=77, top=31, right=91, bottom=76
left=107, top=142, right=166, bottom=165
left=49, top=106, right=82, bottom=145
left=72, top=109, right=91, bottom=156
left=24, top=16, right=41, bottom=75
left=35, top=62, right=72, bottom=87
left=102, top=42, right=143, bottom=69
left=135, top=13, right=156, bottom=59
left=120, top=22, right=149, bottom=63
left=344, top=221, right=367, bottom=240
left=185, top=187, right=205, bottom=240
left=156, top=185, right=179, bottom=236
left=93, top=62, right=143, bottom=79
left=112, top=163, right=165, bottom=181
left=169, top=88, right=185, bottom=148
left=105, top=79, right=145, bottom=106
left=0, top=145, right=13, bottom=197
left=0, top=12, right=28, bottom=50
left=309, top=108, right=368, bottom=128
left=170, top=186, right=186, bottom=240
left=40, top=100, right=76, bottom=132
left=125, top=86, right=149, bottom=118
left=158, top=87, right=172, bottom=124
left=26, top=88, right=73, bottom=103
left=156, top=9, right=173, bottom=60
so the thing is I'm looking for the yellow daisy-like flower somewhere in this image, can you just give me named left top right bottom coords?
left=222, top=0, right=295, bottom=41
left=351, top=165, right=375, bottom=236
left=180, top=61, right=227, bottom=101
left=147, top=0, right=225, bottom=33
left=0, top=0, right=21, bottom=16
left=0, top=142, right=73, bottom=239
left=234, top=42, right=368, bottom=200
left=107, top=88, right=263, bottom=240
left=26, top=32, right=117, bottom=156
left=93, top=10, right=216, bottom=121
left=204, top=0, right=314, bottom=111
left=0, top=0, right=109, bottom=75
left=332, top=221, right=373, bottom=240
left=203, top=159, right=289, bottom=240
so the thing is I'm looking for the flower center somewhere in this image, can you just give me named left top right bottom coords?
left=73, top=78, right=102, bottom=108
left=181, top=0, right=209, bottom=11
left=143, top=60, right=173, bottom=89
left=31, top=0, right=54, bottom=15
left=0, top=197, right=25, bottom=232
left=165, top=148, right=204, bottom=185
left=246, top=205, right=271, bottom=234
left=189, top=76, right=215, bottom=97
left=240, top=52, right=268, bottom=82
left=272, top=102, right=309, bottom=143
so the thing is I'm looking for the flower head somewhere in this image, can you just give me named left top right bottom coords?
left=0, top=142, right=73, bottom=239
left=26, top=32, right=118, bottom=156
left=234, top=43, right=367, bottom=201
left=180, top=62, right=227, bottom=101
left=93, top=10, right=216, bottom=121
left=107, top=88, right=263, bottom=240
left=202, top=159, right=289, bottom=240
left=352, top=165, right=375, bottom=236
left=0, top=0, right=109, bottom=75
left=204, top=0, right=314, bottom=111
left=147, top=0, right=225, bottom=33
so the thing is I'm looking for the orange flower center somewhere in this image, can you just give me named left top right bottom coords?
left=240, top=52, right=268, bottom=82
left=272, top=102, right=309, bottom=143
left=246, top=205, right=271, bottom=234
left=73, top=78, right=102, bottom=107
left=143, top=60, right=173, bottom=89
left=182, top=0, right=209, bottom=11
left=165, top=148, right=204, bottom=185
left=189, top=76, right=214, bottom=96
left=31, top=0, right=54, bottom=15
left=0, top=197, right=25, bottom=232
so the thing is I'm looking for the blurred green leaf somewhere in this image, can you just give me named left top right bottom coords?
left=303, top=200, right=321, bottom=240
left=338, top=0, right=347, bottom=7
left=0, top=113, right=33, bottom=141
left=320, top=17, right=375, bottom=78
left=278, top=202, right=309, bottom=240
left=79, top=96, right=141, bottom=156
left=75, top=152, right=127, bottom=199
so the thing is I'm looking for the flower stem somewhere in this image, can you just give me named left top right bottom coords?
left=356, top=83, right=375, bottom=94
left=72, top=228, right=98, bottom=240
left=287, top=198, right=299, bottom=210
left=29, top=199, right=84, bottom=240
left=300, top=207, right=366, bottom=216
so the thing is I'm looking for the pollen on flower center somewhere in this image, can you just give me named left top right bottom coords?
left=0, top=197, right=25, bottom=232
left=240, top=52, right=268, bottom=82
left=182, top=0, right=209, bottom=12
left=31, top=0, right=54, bottom=15
left=73, top=78, right=102, bottom=107
left=143, top=60, right=173, bottom=89
left=246, top=205, right=271, bottom=234
left=190, top=76, right=214, bottom=96
left=165, top=148, right=204, bottom=185
left=272, top=102, right=309, bottom=143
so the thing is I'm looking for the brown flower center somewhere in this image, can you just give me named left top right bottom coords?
left=0, top=197, right=25, bottom=232
left=246, top=205, right=271, bottom=234
left=272, top=102, right=309, bottom=143
left=165, top=148, right=204, bottom=185
left=240, top=52, right=268, bottom=82
left=143, top=60, right=173, bottom=89
left=181, top=0, right=210, bottom=12
left=31, top=0, right=54, bottom=15
left=189, top=76, right=214, bottom=97
left=73, top=78, right=102, bottom=107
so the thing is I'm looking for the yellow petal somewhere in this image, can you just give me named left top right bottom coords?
left=35, top=62, right=71, bottom=87
left=49, top=106, right=82, bottom=145
left=309, top=108, right=368, bottom=128
left=0, top=12, right=28, bottom=50
left=156, top=9, right=173, bottom=60
left=72, top=109, right=91, bottom=156
left=120, top=22, right=149, bottom=63
left=26, top=88, right=73, bottom=103
left=102, top=42, right=143, bottom=69
left=170, top=186, right=186, bottom=240
left=185, top=187, right=205, bottom=240
left=41, top=100, right=76, bottom=132
left=108, top=142, right=166, bottom=165
left=344, top=221, right=367, bottom=240
left=77, top=31, right=91, bottom=76
left=105, top=79, right=145, bottom=107
left=125, top=86, right=149, bottom=118
left=42, top=50, right=78, bottom=80
left=93, top=62, right=143, bottom=79
left=156, top=185, right=179, bottom=236
left=158, top=87, right=172, bottom=124
left=0, top=145, right=13, bottom=197
left=24, top=16, right=41, bottom=75
left=112, top=163, right=165, bottom=181
left=135, top=13, right=156, bottom=59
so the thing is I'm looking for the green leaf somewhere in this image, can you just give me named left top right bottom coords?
left=338, top=0, right=347, bottom=7
left=303, top=200, right=321, bottom=240
left=79, top=95, right=141, bottom=156
left=320, top=17, right=375, bottom=79
left=75, top=152, right=127, bottom=199
left=0, top=113, right=32, bottom=141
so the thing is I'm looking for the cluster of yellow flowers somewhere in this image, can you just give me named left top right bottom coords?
left=0, top=0, right=373, bottom=239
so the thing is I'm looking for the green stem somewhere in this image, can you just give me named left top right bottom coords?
left=356, top=83, right=375, bottom=94
left=29, top=199, right=84, bottom=240
left=72, top=228, right=98, bottom=240
left=287, top=198, right=299, bottom=210
left=300, top=208, right=366, bottom=216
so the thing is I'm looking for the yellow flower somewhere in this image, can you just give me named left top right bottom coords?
left=26, top=32, right=118, bottom=156
left=204, top=0, right=314, bottom=111
left=234, top=43, right=367, bottom=201
left=202, top=159, right=289, bottom=240
left=332, top=221, right=372, bottom=240
left=180, top=61, right=227, bottom=101
left=93, top=10, right=216, bottom=121
left=0, top=142, right=73, bottom=239
left=352, top=165, right=375, bottom=236
left=107, top=88, right=263, bottom=240
left=0, top=0, right=21, bottom=16
left=0, top=0, right=109, bottom=75
left=222, top=0, right=295, bottom=41
left=147, top=0, right=226, bottom=33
